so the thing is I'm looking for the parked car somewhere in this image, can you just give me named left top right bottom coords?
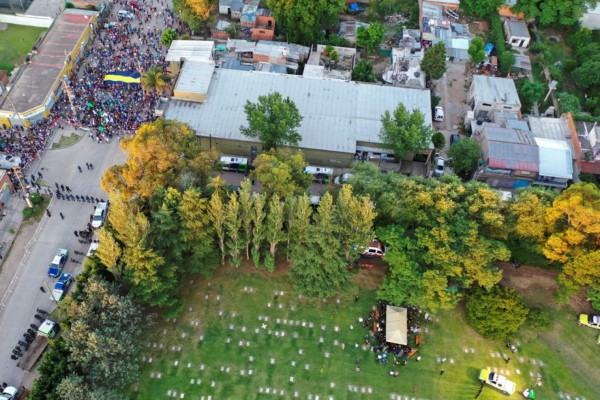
left=91, top=202, right=108, bottom=228
left=334, top=173, right=354, bottom=185
left=51, top=273, right=73, bottom=302
left=0, top=154, right=22, bottom=169
left=434, top=158, right=445, bottom=177
left=433, top=106, right=444, bottom=122
left=359, top=239, right=386, bottom=258
left=450, top=134, right=460, bottom=146
left=579, top=314, right=600, bottom=329
left=47, top=248, right=68, bottom=278
left=478, top=368, right=516, bottom=395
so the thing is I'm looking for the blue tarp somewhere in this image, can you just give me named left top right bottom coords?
left=512, top=179, right=530, bottom=189
left=484, top=43, right=495, bottom=57
left=349, top=3, right=359, bottom=10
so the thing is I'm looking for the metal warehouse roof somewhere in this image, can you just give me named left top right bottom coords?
left=534, top=137, right=573, bottom=179
left=174, top=61, right=215, bottom=97
left=487, top=141, right=539, bottom=172
left=472, top=75, right=521, bottom=107
left=165, top=68, right=432, bottom=155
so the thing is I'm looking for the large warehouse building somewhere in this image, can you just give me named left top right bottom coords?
left=165, top=63, right=433, bottom=167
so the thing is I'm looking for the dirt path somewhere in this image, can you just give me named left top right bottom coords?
left=500, top=263, right=593, bottom=313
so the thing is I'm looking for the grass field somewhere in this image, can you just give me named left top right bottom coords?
left=0, top=24, right=46, bottom=72
left=129, top=264, right=599, bottom=400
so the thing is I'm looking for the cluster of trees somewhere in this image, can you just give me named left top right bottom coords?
left=30, top=278, right=147, bottom=399
left=173, top=0, right=214, bottom=33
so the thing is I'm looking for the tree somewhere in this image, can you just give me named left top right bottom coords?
left=251, top=148, right=310, bottom=197
left=141, top=65, right=172, bottom=93
left=518, top=79, right=546, bottom=108
left=544, top=183, right=600, bottom=299
left=264, top=194, right=286, bottom=271
left=183, top=0, right=212, bottom=21
left=351, top=59, right=376, bottom=82
left=240, top=92, right=303, bottom=150
left=285, top=194, right=312, bottom=260
left=468, top=37, right=486, bottom=65
left=160, top=28, right=178, bottom=47
left=507, top=188, right=555, bottom=247
left=421, top=42, right=447, bottom=80
left=62, top=278, right=147, bottom=390
left=572, top=60, right=600, bottom=90
left=290, top=193, right=348, bottom=297
left=30, top=338, right=71, bottom=400
left=379, top=104, right=434, bottom=159
left=356, top=22, right=385, bottom=54
left=431, top=131, right=446, bottom=150
left=335, top=184, right=377, bottom=262
left=267, top=0, right=345, bottom=45
left=447, top=138, right=481, bottom=179
left=465, top=286, right=529, bottom=339
left=515, top=0, right=591, bottom=26
left=209, top=191, right=226, bottom=264
left=460, top=0, right=502, bottom=18
left=557, top=92, right=580, bottom=113
left=251, top=192, right=267, bottom=267
left=224, top=192, right=244, bottom=268
left=498, top=51, right=515, bottom=76
left=101, top=119, right=217, bottom=199
left=238, top=179, right=254, bottom=260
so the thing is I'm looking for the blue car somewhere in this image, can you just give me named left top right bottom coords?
left=51, top=273, right=73, bottom=302
left=47, top=248, right=68, bottom=278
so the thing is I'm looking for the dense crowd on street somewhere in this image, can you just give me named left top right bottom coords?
left=0, top=0, right=180, bottom=171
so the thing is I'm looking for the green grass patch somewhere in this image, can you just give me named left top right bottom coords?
left=0, top=24, right=46, bottom=72
left=51, top=133, right=82, bottom=149
left=22, top=194, right=50, bottom=222
left=128, top=267, right=599, bottom=399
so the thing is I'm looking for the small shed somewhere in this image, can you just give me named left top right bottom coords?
left=503, top=19, right=530, bottom=48
left=385, top=305, right=407, bottom=345
left=218, top=0, right=243, bottom=20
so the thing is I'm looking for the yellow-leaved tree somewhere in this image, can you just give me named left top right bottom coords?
left=544, top=183, right=600, bottom=300
left=184, top=0, right=213, bottom=20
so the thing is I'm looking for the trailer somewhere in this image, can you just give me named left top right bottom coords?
left=17, top=320, right=58, bottom=372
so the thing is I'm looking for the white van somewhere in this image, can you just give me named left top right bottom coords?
left=304, top=165, right=333, bottom=183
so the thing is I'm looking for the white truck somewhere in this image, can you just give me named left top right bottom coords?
left=479, top=368, right=516, bottom=395
left=17, top=320, right=58, bottom=372
left=0, top=386, right=19, bottom=400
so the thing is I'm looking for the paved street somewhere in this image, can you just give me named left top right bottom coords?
left=0, top=131, right=125, bottom=386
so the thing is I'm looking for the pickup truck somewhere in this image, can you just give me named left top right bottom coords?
left=51, top=273, right=73, bottom=302
left=47, top=248, right=68, bottom=278
left=478, top=368, right=516, bottom=395
left=17, top=319, right=58, bottom=372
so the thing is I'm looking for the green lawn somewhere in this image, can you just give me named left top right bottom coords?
left=129, top=266, right=599, bottom=399
left=0, top=24, right=46, bottom=72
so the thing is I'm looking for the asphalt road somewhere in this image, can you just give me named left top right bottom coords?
left=0, top=131, right=125, bottom=386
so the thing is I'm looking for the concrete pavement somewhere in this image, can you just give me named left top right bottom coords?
left=0, top=130, right=125, bottom=387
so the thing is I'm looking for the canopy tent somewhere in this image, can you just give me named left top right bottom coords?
left=385, top=305, right=407, bottom=345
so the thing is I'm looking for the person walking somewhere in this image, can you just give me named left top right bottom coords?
left=74, top=230, right=79, bottom=237
left=39, top=286, right=46, bottom=293
left=78, top=166, right=82, bottom=173
left=59, top=212, right=64, bottom=220
left=45, top=209, right=51, bottom=217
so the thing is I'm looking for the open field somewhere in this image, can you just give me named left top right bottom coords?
left=0, top=24, right=46, bottom=72
left=129, top=263, right=599, bottom=399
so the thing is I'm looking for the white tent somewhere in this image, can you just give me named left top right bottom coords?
left=386, top=305, right=407, bottom=345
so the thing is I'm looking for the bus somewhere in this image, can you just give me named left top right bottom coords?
left=220, top=156, right=249, bottom=173
left=304, top=165, right=333, bottom=184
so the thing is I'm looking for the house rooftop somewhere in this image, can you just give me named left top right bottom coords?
left=174, top=61, right=215, bottom=99
left=482, top=126, right=539, bottom=172
left=471, top=75, right=521, bottom=106
left=165, top=68, right=432, bottom=155
left=166, top=40, right=214, bottom=63
left=505, top=20, right=530, bottom=38
left=534, top=137, right=573, bottom=179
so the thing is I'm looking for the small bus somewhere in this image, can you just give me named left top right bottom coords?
left=304, top=165, right=333, bottom=184
left=220, top=156, right=249, bottom=173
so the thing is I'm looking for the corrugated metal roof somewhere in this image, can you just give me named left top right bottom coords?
left=506, top=20, right=530, bottom=38
left=174, top=61, right=215, bottom=97
left=166, top=40, right=214, bottom=62
left=528, top=116, right=571, bottom=141
left=534, top=137, right=573, bottom=179
left=505, top=119, right=530, bottom=131
left=483, top=126, right=535, bottom=145
left=487, top=141, right=539, bottom=172
left=472, top=75, right=521, bottom=107
left=164, top=69, right=432, bottom=155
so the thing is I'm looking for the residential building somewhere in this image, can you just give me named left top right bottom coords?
left=339, top=20, right=370, bottom=44
left=166, top=40, right=214, bottom=75
left=468, top=75, right=521, bottom=120
left=382, top=47, right=426, bottom=88
left=577, top=121, right=600, bottom=175
left=503, top=19, right=530, bottom=48
left=218, top=0, right=243, bottom=19
left=419, top=0, right=472, bottom=61
left=164, top=68, right=433, bottom=169
left=0, top=9, right=98, bottom=127
left=303, top=45, right=356, bottom=81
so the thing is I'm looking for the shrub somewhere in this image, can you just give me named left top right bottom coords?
left=29, top=192, right=42, bottom=205
left=528, top=309, right=553, bottom=331
left=432, top=131, right=446, bottom=150
left=23, top=206, right=41, bottom=219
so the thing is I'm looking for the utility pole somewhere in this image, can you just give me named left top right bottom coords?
left=43, top=279, right=58, bottom=305
left=62, top=77, right=76, bottom=116
left=11, top=167, right=32, bottom=208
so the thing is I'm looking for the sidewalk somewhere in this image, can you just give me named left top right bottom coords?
left=0, top=195, right=26, bottom=262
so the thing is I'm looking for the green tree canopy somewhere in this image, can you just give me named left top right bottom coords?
left=498, top=51, right=516, bottom=76
left=141, top=65, right=172, bottom=93
left=518, top=79, right=546, bottom=110
left=160, top=28, right=178, bottom=47
left=557, top=92, right=580, bottom=113
left=465, top=286, right=529, bottom=339
left=251, top=148, right=310, bottom=197
left=460, top=0, right=502, bottom=18
left=515, top=0, right=592, bottom=26
left=431, top=131, right=446, bottom=150
left=468, top=36, right=487, bottom=65
left=447, top=138, right=481, bottom=179
left=572, top=60, right=600, bottom=90
left=352, top=59, right=376, bottom=82
left=421, top=42, right=447, bottom=80
left=267, top=0, right=344, bottom=45
left=379, top=104, right=434, bottom=159
left=356, top=22, right=386, bottom=54
left=241, top=92, right=303, bottom=150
